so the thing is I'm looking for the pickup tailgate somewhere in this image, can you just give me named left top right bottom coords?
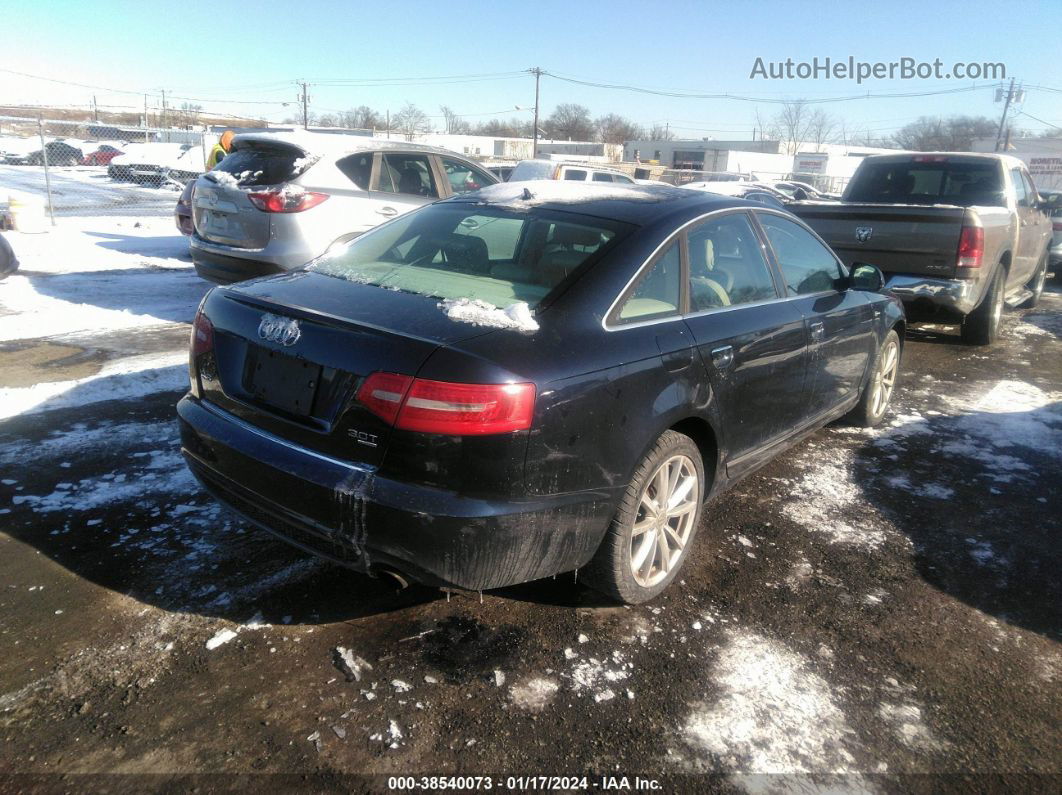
left=792, top=202, right=968, bottom=278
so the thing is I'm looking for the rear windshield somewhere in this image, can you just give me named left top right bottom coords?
left=209, top=145, right=309, bottom=186
left=845, top=159, right=1004, bottom=206
left=310, top=203, right=632, bottom=309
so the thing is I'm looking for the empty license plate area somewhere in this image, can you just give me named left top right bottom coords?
left=244, top=346, right=321, bottom=417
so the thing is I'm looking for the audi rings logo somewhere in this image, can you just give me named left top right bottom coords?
left=258, top=313, right=301, bottom=346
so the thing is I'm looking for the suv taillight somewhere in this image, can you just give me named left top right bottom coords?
left=957, top=225, right=984, bottom=269
left=247, top=187, right=329, bottom=213
left=357, top=373, right=535, bottom=435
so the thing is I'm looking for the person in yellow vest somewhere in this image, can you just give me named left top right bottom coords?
left=206, top=130, right=236, bottom=170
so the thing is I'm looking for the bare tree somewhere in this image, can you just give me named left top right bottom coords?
left=772, top=100, right=815, bottom=155
left=806, top=109, right=837, bottom=152
left=393, top=103, right=432, bottom=140
left=439, top=105, right=471, bottom=135
left=544, top=103, right=594, bottom=141
left=892, top=115, right=998, bottom=151
left=338, top=106, right=382, bottom=130
left=174, top=102, right=202, bottom=127
left=595, top=114, right=643, bottom=144
left=647, top=124, right=674, bottom=141
left=472, top=117, right=532, bottom=137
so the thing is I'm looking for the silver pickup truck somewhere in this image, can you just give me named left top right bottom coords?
left=791, top=153, right=1057, bottom=345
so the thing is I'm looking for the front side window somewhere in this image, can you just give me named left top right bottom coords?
left=377, top=153, right=438, bottom=197
left=758, top=213, right=845, bottom=296
left=563, top=169, right=587, bottom=181
left=617, top=241, right=681, bottom=321
left=592, top=172, right=614, bottom=182
left=687, top=213, right=778, bottom=310
left=440, top=157, right=494, bottom=195
left=311, top=204, right=628, bottom=310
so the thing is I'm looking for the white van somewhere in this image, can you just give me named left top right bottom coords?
left=509, top=160, right=636, bottom=184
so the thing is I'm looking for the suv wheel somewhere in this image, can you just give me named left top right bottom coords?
left=584, top=430, right=704, bottom=604
left=848, top=329, right=900, bottom=427
left=961, top=267, right=1005, bottom=346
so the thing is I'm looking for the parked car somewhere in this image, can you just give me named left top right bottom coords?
left=791, top=153, right=1057, bottom=345
left=178, top=181, right=904, bottom=604
left=679, top=180, right=790, bottom=209
left=1, top=138, right=84, bottom=166
left=484, top=163, right=516, bottom=181
left=0, top=231, right=17, bottom=280
left=189, top=132, right=499, bottom=284
left=770, top=180, right=833, bottom=201
left=1042, top=189, right=1062, bottom=279
left=175, top=180, right=194, bottom=235
left=81, top=141, right=126, bottom=166
left=509, top=160, right=636, bottom=184
left=108, top=143, right=204, bottom=184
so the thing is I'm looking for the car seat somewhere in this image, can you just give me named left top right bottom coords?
left=442, top=235, right=490, bottom=274
left=398, top=168, right=425, bottom=196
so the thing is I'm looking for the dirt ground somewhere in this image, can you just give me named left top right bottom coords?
left=0, top=228, right=1060, bottom=793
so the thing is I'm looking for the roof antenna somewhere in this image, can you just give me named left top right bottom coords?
left=522, top=187, right=534, bottom=201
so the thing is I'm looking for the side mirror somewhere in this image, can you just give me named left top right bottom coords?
left=850, top=262, right=885, bottom=292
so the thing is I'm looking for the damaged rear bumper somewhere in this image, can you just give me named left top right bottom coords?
left=177, top=396, right=615, bottom=591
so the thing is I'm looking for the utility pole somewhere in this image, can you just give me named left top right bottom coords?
left=143, top=94, right=149, bottom=141
left=386, top=109, right=390, bottom=139
left=161, top=89, right=167, bottom=137
left=299, top=82, right=310, bottom=130
left=530, top=67, right=542, bottom=158
left=37, top=115, right=56, bottom=227
left=994, top=77, right=1016, bottom=152
left=92, top=95, right=99, bottom=122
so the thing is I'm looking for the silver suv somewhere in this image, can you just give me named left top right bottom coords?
left=190, top=132, right=498, bottom=283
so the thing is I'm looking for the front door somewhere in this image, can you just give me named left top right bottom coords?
left=755, top=211, right=876, bottom=421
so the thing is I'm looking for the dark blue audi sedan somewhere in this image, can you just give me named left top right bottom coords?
left=178, top=181, right=904, bottom=603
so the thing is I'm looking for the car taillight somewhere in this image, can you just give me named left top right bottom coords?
left=191, top=309, right=214, bottom=356
left=357, top=373, right=535, bottom=435
left=247, top=187, right=329, bottom=213
left=957, top=225, right=984, bottom=269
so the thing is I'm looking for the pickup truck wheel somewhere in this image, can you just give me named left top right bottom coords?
left=583, top=430, right=704, bottom=604
left=1021, top=255, right=1048, bottom=309
left=961, top=268, right=1004, bottom=346
left=848, top=329, right=900, bottom=427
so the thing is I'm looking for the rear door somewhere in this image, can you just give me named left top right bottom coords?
left=679, top=210, right=809, bottom=462
left=756, top=211, right=876, bottom=421
left=367, top=152, right=440, bottom=222
left=194, top=142, right=303, bottom=248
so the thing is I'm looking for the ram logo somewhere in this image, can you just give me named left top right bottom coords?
left=257, top=313, right=301, bottom=347
left=855, top=226, right=873, bottom=243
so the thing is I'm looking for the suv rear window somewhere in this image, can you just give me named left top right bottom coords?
left=845, top=159, right=1004, bottom=206
left=311, top=204, right=631, bottom=309
left=209, top=145, right=305, bottom=186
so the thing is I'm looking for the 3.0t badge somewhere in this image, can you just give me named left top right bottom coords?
left=258, top=313, right=301, bottom=346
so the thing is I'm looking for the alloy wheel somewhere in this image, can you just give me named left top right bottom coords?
left=871, top=339, right=899, bottom=418
left=629, top=454, right=699, bottom=587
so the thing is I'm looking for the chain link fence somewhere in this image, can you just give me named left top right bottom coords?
left=0, top=116, right=214, bottom=228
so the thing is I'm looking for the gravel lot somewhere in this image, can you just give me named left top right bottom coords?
left=1, top=220, right=1059, bottom=791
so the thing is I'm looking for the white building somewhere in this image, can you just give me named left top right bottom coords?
left=970, top=137, right=1062, bottom=190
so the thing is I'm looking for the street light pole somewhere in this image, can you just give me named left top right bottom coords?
left=530, top=67, right=542, bottom=158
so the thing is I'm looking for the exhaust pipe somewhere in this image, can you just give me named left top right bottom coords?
left=375, top=567, right=410, bottom=590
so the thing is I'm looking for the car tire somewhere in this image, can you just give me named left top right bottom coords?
left=1021, top=254, right=1048, bottom=309
left=847, top=329, right=901, bottom=428
left=961, top=267, right=1005, bottom=346
left=583, top=430, right=705, bottom=604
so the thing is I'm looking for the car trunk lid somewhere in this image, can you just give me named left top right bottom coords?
left=198, top=271, right=490, bottom=468
left=193, top=139, right=312, bottom=249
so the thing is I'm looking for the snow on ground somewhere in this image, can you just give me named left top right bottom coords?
left=0, top=351, right=186, bottom=419
left=684, top=630, right=859, bottom=774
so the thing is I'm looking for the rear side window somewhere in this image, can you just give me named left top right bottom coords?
left=336, top=152, right=373, bottom=189
left=592, top=173, right=614, bottom=182
left=687, top=213, right=777, bottom=310
left=1010, top=168, right=1029, bottom=207
left=845, top=160, right=1004, bottom=206
left=617, top=241, right=681, bottom=321
left=311, top=204, right=629, bottom=310
left=378, top=153, right=438, bottom=197
left=563, top=169, right=587, bottom=181
left=441, top=157, right=495, bottom=195
left=758, top=213, right=845, bottom=296
left=210, top=146, right=300, bottom=186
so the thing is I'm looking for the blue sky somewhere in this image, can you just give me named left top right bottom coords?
left=3, top=0, right=1059, bottom=138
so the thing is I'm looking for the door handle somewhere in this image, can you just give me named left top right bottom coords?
left=809, top=321, right=825, bottom=341
left=710, top=345, right=734, bottom=371
left=377, top=206, right=398, bottom=217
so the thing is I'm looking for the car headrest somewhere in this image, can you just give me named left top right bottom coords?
left=550, top=224, right=602, bottom=248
